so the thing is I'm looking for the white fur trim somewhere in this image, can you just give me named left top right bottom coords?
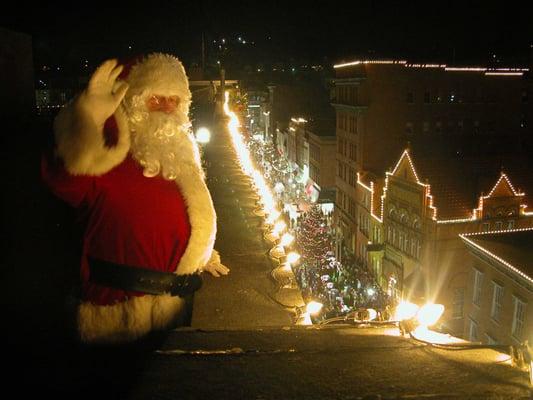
left=174, top=171, right=217, bottom=275
left=54, top=101, right=130, bottom=176
left=78, top=294, right=186, bottom=343
left=125, top=53, right=192, bottom=116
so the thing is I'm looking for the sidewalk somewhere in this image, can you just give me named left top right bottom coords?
left=191, top=119, right=299, bottom=329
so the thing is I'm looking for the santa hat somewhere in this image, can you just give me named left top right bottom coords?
left=104, top=53, right=192, bottom=146
left=122, top=53, right=192, bottom=109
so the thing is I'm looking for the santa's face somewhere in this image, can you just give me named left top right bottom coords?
left=146, top=95, right=180, bottom=114
left=126, top=92, right=202, bottom=180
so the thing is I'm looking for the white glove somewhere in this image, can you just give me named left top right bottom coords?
left=76, top=59, right=129, bottom=127
left=202, top=250, right=230, bottom=278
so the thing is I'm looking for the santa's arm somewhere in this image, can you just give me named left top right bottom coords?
left=54, top=59, right=130, bottom=176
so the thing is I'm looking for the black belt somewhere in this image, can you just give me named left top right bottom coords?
left=88, top=257, right=202, bottom=297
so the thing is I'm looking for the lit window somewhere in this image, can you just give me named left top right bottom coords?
left=469, top=318, right=478, bottom=342
left=472, top=268, right=483, bottom=306
left=511, top=296, right=526, bottom=340
left=485, top=334, right=498, bottom=345
left=490, top=282, right=504, bottom=322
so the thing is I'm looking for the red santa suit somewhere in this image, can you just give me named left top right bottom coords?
left=42, top=53, right=218, bottom=343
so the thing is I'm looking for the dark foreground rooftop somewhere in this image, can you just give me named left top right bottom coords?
left=14, top=325, right=532, bottom=399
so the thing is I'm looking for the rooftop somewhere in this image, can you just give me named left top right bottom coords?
left=415, top=155, right=533, bottom=221
left=461, top=228, right=533, bottom=285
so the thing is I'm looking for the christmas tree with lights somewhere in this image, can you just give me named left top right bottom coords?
left=296, top=204, right=331, bottom=267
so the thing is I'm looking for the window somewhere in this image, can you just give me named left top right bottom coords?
left=435, top=121, right=442, bottom=134
left=482, top=223, right=490, bottom=232
left=349, top=143, right=357, bottom=161
left=472, top=268, right=483, bottom=306
left=424, top=91, right=430, bottom=104
left=405, top=122, right=413, bottom=135
left=495, top=221, right=503, bottom=230
left=349, top=116, right=358, bottom=134
left=474, top=120, right=480, bottom=134
left=348, top=167, right=355, bottom=186
left=453, top=288, right=464, bottom=318
left=449, top=91, right=456, bottom=103
left=490, top=282, right=504, bottom=322
left=512, top=296, right=526, bottom=340
left=507, top=220, right=515, bottom=229
left=423, top=121, right=429, bottom=133
left=406, top=92, right=414, bottom=104
left=485, top=334, right=497, bottom=345
left=469, top=318, right=478, bottom=342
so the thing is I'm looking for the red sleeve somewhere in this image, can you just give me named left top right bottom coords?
left=41, top=150, right=95, bottom=209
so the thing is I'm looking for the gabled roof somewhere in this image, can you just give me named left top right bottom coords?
left=390, top=149, right=420, bottom=183
left=460, top=228, right=533, bottom=285
left=405, top=154, right=532, bottom=221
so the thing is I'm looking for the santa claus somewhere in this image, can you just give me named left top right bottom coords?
left=42, top=53, right=229, bottom=343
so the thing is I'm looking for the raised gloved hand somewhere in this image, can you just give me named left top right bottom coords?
left=54, top=58, right=132, bottom=176
left=76, top=59, right=129, bottom=127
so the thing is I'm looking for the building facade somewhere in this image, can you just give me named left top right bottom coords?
left=460, top=228, right=532, bottom=347
left=331, top=59, right=532, bottom=331
left=355, top=148, right=533, bottom=337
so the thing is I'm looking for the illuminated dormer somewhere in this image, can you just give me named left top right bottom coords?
left=474, top=173, right=525, bottom=220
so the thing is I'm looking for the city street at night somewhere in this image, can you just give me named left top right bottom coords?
left=3, top=3, right=533, bottom=398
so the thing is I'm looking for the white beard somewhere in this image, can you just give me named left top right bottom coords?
left=127, top=101, right=203, bottom=181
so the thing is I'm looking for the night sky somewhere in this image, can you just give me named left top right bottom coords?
left=3, top=1, right=533, bottom=69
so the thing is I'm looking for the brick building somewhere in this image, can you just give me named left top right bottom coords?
left=355, top=148, right=533, bottom=337
left=460, top=228, right=532, bottom=346
left=332, top=59, right=531, bottom=264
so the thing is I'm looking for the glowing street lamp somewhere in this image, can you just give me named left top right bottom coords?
left=416, top=303, right=445, bottom=328
left=297, top=301, right=323, bottom=325
left=286, top=252, right=300, bottom=265
left=279, top=233, right=294, bottom=247
left=195, top=127, right=211, bottom=143
left=394, top=301, right=419, bottom=321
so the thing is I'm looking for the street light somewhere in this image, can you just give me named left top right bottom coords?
left=297, top=301, right=323, bottom=325
left=195, top=127, right=211, bottom=144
